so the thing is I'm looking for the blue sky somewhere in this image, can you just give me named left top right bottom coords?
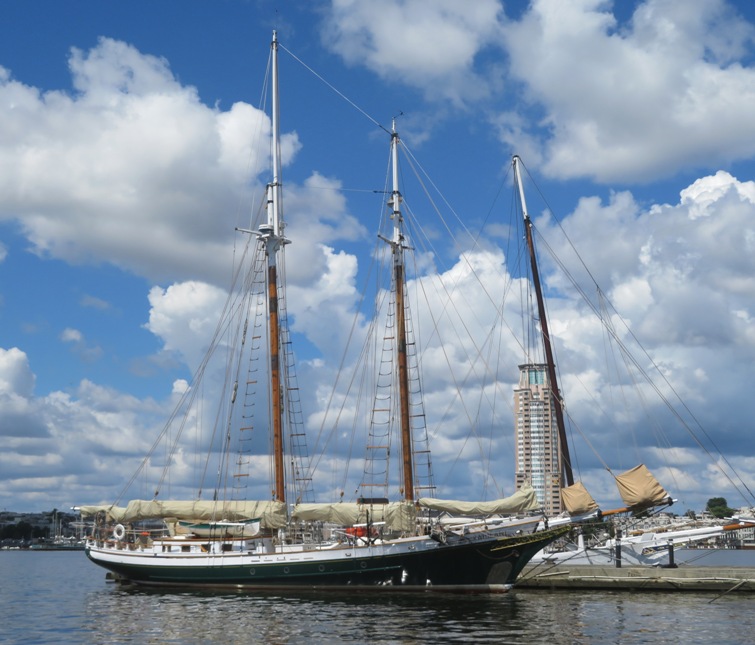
left=2, top=0, right=755, bottom=515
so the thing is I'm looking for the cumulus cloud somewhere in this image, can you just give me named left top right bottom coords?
left=0, top=343, right=201, bottom=509
left=0, top=37, right=293, bottom=287
left=501, top=0, right=755, bottom=182
left=145, top=281, right=230, bottom=370
left=0, top=347, right=36, bottom=399
left=519, top=168, right=755, bottom=504
left=322, top=0, right=505, bottom=106
left=321, top=0, right=755, bottom=183
left=539, top=170, right=755, bottom=357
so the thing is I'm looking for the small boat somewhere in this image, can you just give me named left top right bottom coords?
left=176, top=518, right=261, bottom=538
left=81, top=32, right=568, bottom=592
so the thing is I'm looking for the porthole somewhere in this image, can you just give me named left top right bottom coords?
left=249, top=568, right=256, bottom=576
left=284, top=567, right=290, bottom=574
left=318, top=565, right=325, bottom=572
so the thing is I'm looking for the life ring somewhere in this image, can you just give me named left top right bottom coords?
left=113, top=524, right=126, bottom=541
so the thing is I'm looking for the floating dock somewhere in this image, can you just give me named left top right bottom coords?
left=518, top=564, right=755, bottom=593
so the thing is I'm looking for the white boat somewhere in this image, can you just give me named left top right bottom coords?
left=532, top=517, right=755, bottom=567
left=81, top=32, right=568, bottom=591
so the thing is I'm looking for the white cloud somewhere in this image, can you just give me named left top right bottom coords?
left=60, top=328, right=83, bottom=344
left=0, top=38, right=287, bottom=287
left=0, top=350, right=194, bottom=510
left=322, top=0, right=505, bottom=105
left=144, top=281, right=229, bottom=370
left=502, top=0, right=755, bottom=182
left=59, top=328, right=103, bottom=363
left=538, top=171, right=755, bottom=353
left=0, top=348, right=45, bottom=445
left=0, top=347, right=35, bottom=398
left=524, top=169, right=755, bottom=507
left=321, top=1, right=755, bottom=183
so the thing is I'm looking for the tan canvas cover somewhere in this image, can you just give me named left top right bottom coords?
left=560, top=481, right=600, bottom=515
left=292, top=503, right=364, bottom=525
left=418, top=485, right=540, bottom=515
left=615, top=464, right=670, bottom=508
left=384, top=502, right=417, bottom=532
left=291, top=502, right=415, bottom=531
left=79, top=505, right=127, bottom=521
left=82, top=500, right=288, bottom=529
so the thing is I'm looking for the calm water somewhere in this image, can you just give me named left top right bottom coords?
left=1, top=551, right=753, bottom=644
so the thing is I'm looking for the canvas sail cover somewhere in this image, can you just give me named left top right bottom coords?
left=292, top=501, right=417, bottom=532
left=384, top=502, right=417, bottom=532
left=292, top=503, right=363, bottom=525
left=560, top=481, right=600, bottom=515
left=615, top=464, right=671, bottom=509
left=79, top=505, right=126, bottom=520
left=418, top=485, right=540, bottom=515
left=81, top=500, right=288, bottom=529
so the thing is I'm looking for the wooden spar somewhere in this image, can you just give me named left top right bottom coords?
left=395, top=260, right=414, bottom=500
left=268, top=32, right=286, bottom=503
left=268, top=261, right=285, bottom=502
left=389, top=125, right=414, bottom=501
left=513, top=156, right=574, bottom=488
left=600, top=506, right=635, bottom=517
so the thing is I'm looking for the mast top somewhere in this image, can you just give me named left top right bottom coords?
left=512, top=155, right=530, bottom=223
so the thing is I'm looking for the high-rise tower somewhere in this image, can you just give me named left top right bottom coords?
left=514, top=363, right=563, bottom=515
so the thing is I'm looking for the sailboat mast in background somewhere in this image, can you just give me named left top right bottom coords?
left=513, top=155, right=574, bottom=490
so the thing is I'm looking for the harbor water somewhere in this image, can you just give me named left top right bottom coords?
left=1, top=550, right=753, bottom=644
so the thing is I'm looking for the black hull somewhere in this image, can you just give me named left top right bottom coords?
left=87, top=526, right=568, bottom=591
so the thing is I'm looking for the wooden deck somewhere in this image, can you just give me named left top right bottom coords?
left=518, top=563, right=755, bottom=593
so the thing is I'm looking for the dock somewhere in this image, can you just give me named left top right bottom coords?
left=518, top=564, right=755, bottom=592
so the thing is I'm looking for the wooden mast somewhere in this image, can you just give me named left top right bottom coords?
left=265, top=31, right=287, bottom=503
left=513, top=155, right=574, bottom=488
left=385, top=122, right=414, bottom=501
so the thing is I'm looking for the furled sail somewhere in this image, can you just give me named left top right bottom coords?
left=80, top=500, right=287, bottom=529
left=384, top=501, right=417, bottom=533
left=79, top=505, right=126, bottom=520
left=418, top=485, right=540, bottom=515
left=292, top=503, right=363, bottom=525
left=560, top=481, right=600, bottom=515
left=292, top=501, right=417, bottom=532
left=615, top=464, right=671, bottom=509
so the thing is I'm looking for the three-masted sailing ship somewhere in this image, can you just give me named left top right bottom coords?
left=82, top=32, right=569, bottom=591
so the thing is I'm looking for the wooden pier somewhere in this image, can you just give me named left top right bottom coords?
left=518, top=564, right=755, bottom=593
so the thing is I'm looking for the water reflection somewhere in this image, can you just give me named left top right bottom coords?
left=2, top=552, right=753, bottom=645
left=83, top=585, right=603, bottom=644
